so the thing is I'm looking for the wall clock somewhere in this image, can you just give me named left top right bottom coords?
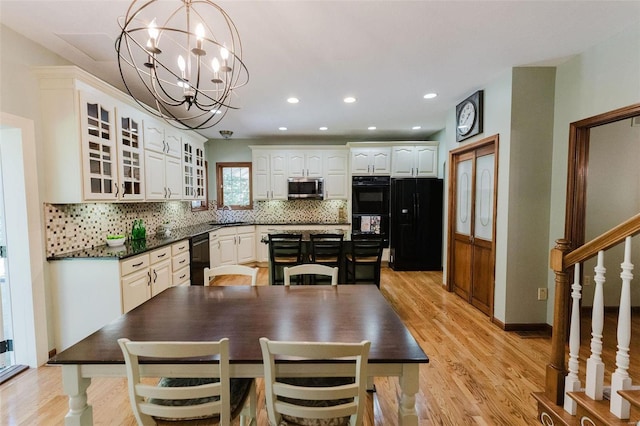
left=456, top=90, right=483, bottom=142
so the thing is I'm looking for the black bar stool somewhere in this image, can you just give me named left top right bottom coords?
left=309, top=233, right=344, bottom=284
left=345, top=234, right=383, bottom=288
left=268, top=233, right=303, bottom=285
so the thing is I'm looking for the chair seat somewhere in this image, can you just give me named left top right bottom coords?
left=152, top=377, right=254, bottom=421
left=313, top=256, right=340, bottom=263
left=345, top=255, right=378, bottom=263
left=274, top=256, right=301, bottom=263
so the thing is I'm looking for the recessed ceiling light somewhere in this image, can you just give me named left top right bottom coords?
left=343, top=96, right=356, bottom=103
left=423, top=93, right=437, bottom=99
left=412, top=126, right=421, bottom=130
left=368, top=126, right=376, bottom=130
left=279, top=127, right=287, bottom=131
left=287, top=97, right=299, bottom=104
left=319, top=126, right=328, bottom=131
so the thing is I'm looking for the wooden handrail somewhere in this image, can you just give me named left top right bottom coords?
left=563, top=213, right=640, bottom=269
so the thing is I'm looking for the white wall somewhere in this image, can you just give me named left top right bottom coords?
left=547, top=22, right=640, bottom=323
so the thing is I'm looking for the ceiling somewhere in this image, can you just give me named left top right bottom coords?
left=1, top=1, right=639, bottom=141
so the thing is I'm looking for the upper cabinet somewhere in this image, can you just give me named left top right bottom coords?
left=350, top=147, right=391, bottom=175
left=36, top=66, right=206, bottom=203
left=287, top=151, right=323, bottom=178
left=391, top=144, right=438, bottom=178
left=182, top=136, right=206, bottom=201
left=323, top=149, right=349, bottom=199
left=252, top=149, right=288, bottom=201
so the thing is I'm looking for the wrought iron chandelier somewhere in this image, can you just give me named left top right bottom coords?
left=116, top=0, right=249, bottom=130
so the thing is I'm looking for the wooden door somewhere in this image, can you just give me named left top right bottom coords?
left=448, top=136, right=498, bottom=317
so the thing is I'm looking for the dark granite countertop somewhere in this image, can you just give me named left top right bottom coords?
left=47, top=221, right=350, bottom=261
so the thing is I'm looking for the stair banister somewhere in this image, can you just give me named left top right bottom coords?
left=564, top=263, right=582, bottom=414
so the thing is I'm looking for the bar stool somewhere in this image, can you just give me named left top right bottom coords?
left=345, top=234, right=383, bottom=288
left=310, top=233, right=344, bottom=284
left=268, top=233, right=303, bottom=285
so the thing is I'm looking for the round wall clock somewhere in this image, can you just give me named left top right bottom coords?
left=455, top=90, right=483, bottom=142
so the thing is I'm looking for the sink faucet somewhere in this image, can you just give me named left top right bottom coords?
left=220, top=205, right=232, bottom=222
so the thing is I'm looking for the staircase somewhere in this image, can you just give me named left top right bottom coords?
left=534, top=214, right=640, bottom=425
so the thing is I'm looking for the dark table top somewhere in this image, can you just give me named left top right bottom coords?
left=49, top=285, right=428, bottom=365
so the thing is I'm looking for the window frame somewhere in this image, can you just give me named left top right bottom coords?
left=216, top=162, right=253, bottom=210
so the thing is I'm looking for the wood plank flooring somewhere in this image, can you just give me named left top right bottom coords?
left=1, top=268, right=553, bottom=425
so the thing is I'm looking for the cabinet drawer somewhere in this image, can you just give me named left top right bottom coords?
left=121, top=254, right=150, bottom=277
left=217, top=227, right=237, bottom=237
left=236, top=225, right=255, bottom=234
left=172, top=251, right=190, bottom=270
left=172, top=267, right=190, bottom=286
left=150, top=246, right=171, bottom=263
left=172, top=240, right=189, bottom=256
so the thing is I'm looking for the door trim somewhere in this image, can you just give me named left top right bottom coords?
left=446, top=134, right=499, bottom=320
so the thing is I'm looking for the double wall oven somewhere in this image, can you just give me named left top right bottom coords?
left=351, top=175, right=390, bottom=247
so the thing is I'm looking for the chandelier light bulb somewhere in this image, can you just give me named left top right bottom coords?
left=147, top=19, right=159, bottom=41
left=177, top=55, right=186, bottom=74
left=212, top=57, right=220, bottom=72
left=195, top=23, right=205, bottom=41
left=220, top=46, right=229, bottom=60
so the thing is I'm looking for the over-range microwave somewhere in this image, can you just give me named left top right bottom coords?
left=287, top=177, right=324, bottom=200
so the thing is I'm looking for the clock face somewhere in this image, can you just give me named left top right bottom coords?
left=457, top=101, right=476, bottom=136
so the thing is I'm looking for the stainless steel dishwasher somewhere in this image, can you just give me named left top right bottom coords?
left=189, top=233, right=209, bottom=286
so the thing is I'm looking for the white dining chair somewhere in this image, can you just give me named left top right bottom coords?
left=259, top=337, right=370, bottom=426
left=204, top=265, right=259, bottom=286
left=118, top=338, right=256, bottom=426
left=283, top=264, right=339, bottom=286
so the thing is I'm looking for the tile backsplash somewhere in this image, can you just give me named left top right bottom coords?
left=45, top=199, right=348, bottom=256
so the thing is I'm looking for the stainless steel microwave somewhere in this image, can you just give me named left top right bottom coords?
left=287, top=177, right=324, bottom=200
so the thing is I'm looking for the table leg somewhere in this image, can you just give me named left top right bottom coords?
left=62, top=365, right=93, bottom=426
left=398, top=363, right=419, bottom=426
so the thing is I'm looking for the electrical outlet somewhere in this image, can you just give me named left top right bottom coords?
left=537, top=288, right=548, bottom=301
left=583, top=275, right=591, bottom=286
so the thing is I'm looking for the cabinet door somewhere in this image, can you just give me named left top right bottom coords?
left=236, top=232, right=256, bottom=264
left=306, top=151, right=324, bottom=177
left=391, top=146, right=415, bottom=177
left=252, top=151, right=271, bottom=200
left=324, top=150, right=348, bottom=199
left=210, top=235, right=221, bottom=268
left=143, top=120, right=166, bottom=153
left=194, top=140, right=206, bottom=200
left=164, top=128, right=182, bottom=158
left=121, top=269, right=150, bottom=313
left=288, top=152, right=306, bottom=178
left=270, top=152, right=288, bottom=200
left=80, top=92, right=118, bottom=200
left=145, top=150, right=166, bottom=200
left=150, top=259, right=171, bottom=296
left=165, top=155, right=183, bottom=199
left=218, top=235, right=237, bottom=265
left=370, top=148, right=391, bottom=174
left=350, top=149, right=372, bottom=175
left=116, top=105, right=145, bottom=200
left=257, top=231, right=270, bottom=263
left=415, top=145, right=438, bottom=177
left=182, top=138, right=196, bottom=199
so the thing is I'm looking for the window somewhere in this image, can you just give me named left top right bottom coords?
left=216, top=162, right=252, bottom=210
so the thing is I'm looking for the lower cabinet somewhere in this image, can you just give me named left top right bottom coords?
left=49, top=239, right=191, bottom=351
left=210, top=226, right=256, bottom=267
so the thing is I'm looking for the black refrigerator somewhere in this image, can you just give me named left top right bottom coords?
left=389, top=178, right=443, bottom=271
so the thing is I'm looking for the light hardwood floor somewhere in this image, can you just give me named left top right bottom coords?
left=1, top=268, right=552, bottom=425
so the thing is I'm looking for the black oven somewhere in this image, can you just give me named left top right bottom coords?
left=189, top=232, right=209, bottom=286
left=351, top=176, right=390, bottom=247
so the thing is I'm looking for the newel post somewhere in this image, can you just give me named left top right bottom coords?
left=546, top=238, right=571, bottom=404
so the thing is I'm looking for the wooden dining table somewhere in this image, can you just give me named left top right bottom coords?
left=49, top=285, right=429, bottom=425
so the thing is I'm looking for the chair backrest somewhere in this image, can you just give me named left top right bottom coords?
left=310, top=233, right=344, bottom=264
left=268, top=233, right=303, bottom=263
left=204, top=265, right=259, bottom=286
left=259, top=337, right=370, bottom=426
left=283, top=264, right=339, bottom=286
left=350, top=235, right=383, bottom=264
left=118, top=337, right=232, bottom=426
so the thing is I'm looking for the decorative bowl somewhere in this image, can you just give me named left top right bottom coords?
left=106, top=236, right=126, bottom=247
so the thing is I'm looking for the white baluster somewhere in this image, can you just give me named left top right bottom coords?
left=610, top=236, right=633, bottom=418
left=586, top=250, right=605, bottom=400
left=564, top=263, right=583, bottom=414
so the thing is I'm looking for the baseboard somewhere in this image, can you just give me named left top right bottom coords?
left=48, top=348, right=57, bottom=359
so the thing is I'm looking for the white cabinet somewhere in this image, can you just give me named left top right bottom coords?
left=391, top=144, right=438, bottom=177
left=288, top=150, right=323, bottom=178
left=171, top=240, right=191, bottom=286
left=115, top=103, right=145, bottom=200
left=323, top=149, right=349, bottom=199
left=210, top=226, right=256, bottom=267
left=182, top=136, right=206, bottom=200
left=144, top=119, right=183, bottom=200
left=252, top=150, right=288, bottom=200
left=350, top=147, right=391, bottom=175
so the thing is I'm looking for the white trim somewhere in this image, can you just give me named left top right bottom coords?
left=0, top=112, right=48, bottom=367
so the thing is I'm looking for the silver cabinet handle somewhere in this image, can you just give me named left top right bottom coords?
left=367, top=165, right=370, bottom=173
left=238, top=236, right=241, bottom=244
left=114, top=182, right=119, bottom=198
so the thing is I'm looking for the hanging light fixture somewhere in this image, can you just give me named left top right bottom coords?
left=116, top=0, right=249, bottom=130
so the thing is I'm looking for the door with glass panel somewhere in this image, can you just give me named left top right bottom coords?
left=0, top=149, right=15, bottom=372
left=447, top=136, right=498, bottom=317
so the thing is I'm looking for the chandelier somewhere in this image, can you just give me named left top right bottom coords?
left=116, top=0, right=249, bottom=130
